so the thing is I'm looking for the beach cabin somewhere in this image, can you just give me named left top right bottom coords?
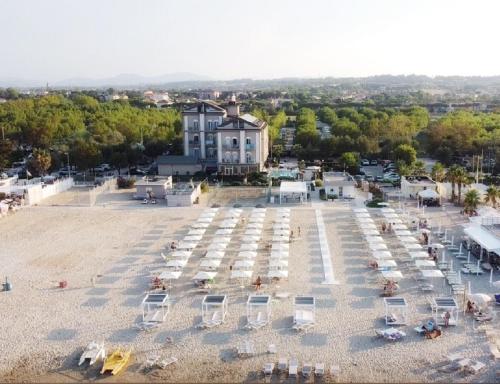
left=142, top=293, right=170, bottom=323
left=246, top=295, right=272, bottom=329
left=384, top=297, right=408, bottom=325
left=198, top=295, right=228, bottom=328
left=292, top=296, right=315, bottom=331
left=278, top=181, right=308, bottom=204
left=431, top=297, right=459, bottom=326
left=135, top=177, right=173, bottom=199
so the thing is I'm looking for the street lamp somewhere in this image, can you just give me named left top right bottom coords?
left=64, top=152, right=70, bottom=178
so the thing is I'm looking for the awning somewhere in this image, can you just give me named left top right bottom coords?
left=418, top=189, right=440, bottom=199
left=463, top=224, right=500, bottom=253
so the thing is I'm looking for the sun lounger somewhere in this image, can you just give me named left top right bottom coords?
left=302, top=362, right=313, bottom=378
left=263, top=363, right=274, bottom=376
left=236, top=340, right=255, bottom=358
left=267, top=344, right=277, bottom=354
left=157, top=356, right=178, bottom=369
left=289, top=358, right=298, bottom=377
left=489, top=344, right=500, bottom=360
left=134, top=321, right=160, bottom=332
left=315, top=363, right=325, bottom=376
left=292, top=309, right=315, bottom=331
left=465, top=360, right=486, bottom=374
left=330, top=365, right=341, bottom=378
left=278, top=357, right=288, bottom=373
left=79, top=341, right=105, bottom=366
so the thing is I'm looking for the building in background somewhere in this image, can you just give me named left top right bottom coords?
left=322, top=172, right=356, bottom=198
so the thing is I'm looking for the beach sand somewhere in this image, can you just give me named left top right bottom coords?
left=0, top=196, right=498, bottom=382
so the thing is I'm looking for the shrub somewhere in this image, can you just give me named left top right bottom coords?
left=314, top=179, right=323, bottom=187
left=327, top=194, right=338, bottom=200
left=201, top=181, right=209, bottom=193
left=117, top=177, right=135, bottom=189
left=0, top=192, right=5, bottom=200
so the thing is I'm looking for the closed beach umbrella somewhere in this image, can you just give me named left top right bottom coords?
left=468, top=293, right=492, bottom=307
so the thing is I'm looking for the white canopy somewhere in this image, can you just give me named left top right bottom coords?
left=238, top=251, right=257, bottom=258
left=268, top=270, right=288, bottom=279
left=415, top=260, right=436, bottom=268
left=395, top=230, right=413, bottom=236
left=247, top=222, right=263, bottom=229
left=184, top=235, right=202, bottom=242
left=245, top=229, right=261, bottom=236
left=193, top=271, right=217, bottom=280
left=421, top=269, right=444, bottom=278
left=362, top=229, right=380, bottom=236
left=177, top=241, right=198, bottom=250
left=382, top=270, right=403, bottom=280
left=279, top=181, right=308, bottom=204
left=166, top=259, right=187, bottom=268
left=365, top=236, right=385, bottom=243
left=378, top=260, right=397, bottom=268
left=188, top=229, right=206, bottom=236
left=230, top=270, right=253, bottom=279
left=200, top=259, right=222, bottom=269
left=369, top=243, right=388, bottom=251
left=463, top=224, right=500, bottom=253
left=241, top=235, right=260, bottom=243
left=418, top=189, right=440, bottom=199
left=159, top=271, right=182, bottom=280
left=205, top=251, right=225, bottom=259
left=409, top=251, right=429, bottom=259
left=212, top=236, right=231, bottom=244
left=240, top=243, right=258, bottom=251
left=208, top=242, right=228, bottom=251
left=234, top=259, right=255, bottom=269
left=192, top=222, right=210, bottom=229
left=216, top=228, right=233, bottom=236
left=171, top=250, right=192, bottom=258
left=372, top=250, right=393, bottom=259
left=269, top=259, right=289, bottom=268
left=353, top=208, right=368, bottom=213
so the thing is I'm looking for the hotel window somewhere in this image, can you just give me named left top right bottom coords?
left=193, top=135, right=199, bottom=143
left=193, top=120, right=199, bottom=129
left=232, top=137, right=238, bottom=147
left=246, top=137, right=251, bottom=145
left=208, top=121, right=212, bottom=130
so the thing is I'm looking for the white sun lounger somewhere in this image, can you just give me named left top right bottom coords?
left=78, top=341, right=105, bottom=366
left=263, top=362, right=274, bottom=376
left=315, top=362, right=325, bottom=376
left=302, top=362, right=313, bottom=378
left=293, top=309, right=315, bottom=331
left=157, top=356, right=178, bottom=369
left=278, top=357, right=288, bottom=373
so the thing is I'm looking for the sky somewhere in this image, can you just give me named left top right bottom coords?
left=1, top=0, right=500, bottom=83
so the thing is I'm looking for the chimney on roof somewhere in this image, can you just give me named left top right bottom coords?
left=226, top=94, right=240, bottom=117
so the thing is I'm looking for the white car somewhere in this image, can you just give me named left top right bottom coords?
left=361, top=159, right=370, bottom=166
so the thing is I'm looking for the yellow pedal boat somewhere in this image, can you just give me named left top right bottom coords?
left=100, top=348, right=131, bottom=375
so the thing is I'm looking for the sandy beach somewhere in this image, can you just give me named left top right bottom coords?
left=0, top=192, right=498, bottom=383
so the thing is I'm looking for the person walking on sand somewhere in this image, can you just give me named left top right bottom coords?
left=298, top=226, right=301, bottom=237
left=444, top=311, right=451, bottom=327
left=255, top=276, right=262, bottom=291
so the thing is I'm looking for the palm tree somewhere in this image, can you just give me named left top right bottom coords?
left=484, top=185, right=499, bottom=208
left=463, top=189, right=481, bottom=215
left=431, top=162, right=446, bottom=182
left=455, top=167, right=471, bottom=205
left=445, top=164, right=461, bottom=202
left=412, top=160, right=427, bottom=176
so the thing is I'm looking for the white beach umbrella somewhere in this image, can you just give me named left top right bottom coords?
left=212, top=236, right=231, bottom=244
left=200, top=259, right=222, bottom=269
left=370, top=243, right=388, bottom=251
left=378, top=260, right=397, bottom=268
left=231, top=270, right=253, bottom=279
left=240, top=243, right=258, bottom=251
left=184, top=235, right=202, bottom=242
left=362, top=229, right=380, bottom=236
left=381, top=208, right=395, bottom=213
left=353, top=208, right=368, bottom=213
left=421, top=269, right=444, bottom=278
left=392, top=224, right=408, bottom=230
left=355, top=213, right=371, bottom=218
left=398, top=236, right=418, bottom=243
left=381, top=270, right=403, bottom=281
left=468, top=293, right=492, bottom=307
left=365, top=236, right=385, bottom=243
left=234, top=259, right=255, bottom=269
left=270, top=250, right=289, bottom=258
left=269, top=259, right=289, bottom=268
left=415, top=260, right=436, bottom=268
left=192, top=222, right=209, bottom=229
left=404, top=243, right=423, bottom=250
left=394, top=230, right=412, bottom=236
left=272, top=242, right=289, bottom=251
left=178, top=241, right=198, bottom=250
left=372, top=251, right=393, bottom=259
left=208, top=242, right=228, bottom=251
left=188, top=229, right=206, bottom=236
left=358, top=218, right=375, bottom=224
left=205, top=251, right=225, bottom=259
left=238, top=251, right=257, bottom=258
left=171, top=250, right=192, bottom=258
left=159, top=270, right=182, bottom=280
left=245, top=229, right=261, bottom=236
left=198, top=217, right=213, bottom=223
left=193, top=271, right=217, bottom=280
left=247, top=222, right=264, bottom=229
left=241, top=235, right=261, bottom=243
left=166, top=259, right=188, bottom=268
left=268, top=270, right=288, bottom=279
left=409, top=251, right=429, bottom=259
left=216, top=229, right=233, bottom=236
left=383, top=213, right=399, bottom=219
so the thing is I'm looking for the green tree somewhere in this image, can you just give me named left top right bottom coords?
left=463, top=189, right=481, bottom=214
left=317, top=106, right=337, bottom=126
left=69, top=139, right=102, bottom=170
left=412, top=160, right=427, bottom=176
left=0, top=139, right=14, bottom=170
left=393, top=144, right=416, bottom=166
left=28, top=148, right=52, bottom=176
left=455, top=167, right=471, bottom=204
left=340, top=152, right=359, bottom=173
left=485, top=185, right=499, bottom=208
left=431, top=162, right=446, bottom=182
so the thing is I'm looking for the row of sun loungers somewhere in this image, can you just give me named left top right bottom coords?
left=266, top=358, right=338, bottom=378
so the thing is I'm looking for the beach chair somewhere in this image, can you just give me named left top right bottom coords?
left=157, top=356, right=178, bottom=369
left=302, top=362, right=313, bottom=378
left=277, top=357, right=288, bottom=373
left=315, top=362, right=325, bottom=377
left=289, top=358, right=298, bottom=378
left=267, top=344, right=277, bottom=354
left=465, top=360, right=486, bottom=375
left=330, top=365, right=341, bottom=379
left=489, top=344, right=500, bottom=360
left=263, top=363, right=274, bottom=377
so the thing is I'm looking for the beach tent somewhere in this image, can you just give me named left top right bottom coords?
left=246, top=295, right=272, bottom=329
left=230, top=270, right=253, bottom=279
left=268, top=270, right=289, bottom=279
left=240, top=243, right=258, bottom=251
left=292, top=296, right=315, bottom=330
left=193, top=271, right=217, bottom=281
left=238, top=251, right=257, bottom=259
left=431, top=297, right=459, bottom=326
left=208, top=242, right=228, bottom=251
left=199, top=295, right=227, bottom=328
left=384, top=297, right=408, bottom=325
left=200, top=259, right=222, bottom=269
left=205, top=251, right=225, bottom=259
left=142, top=293, right=170, bottom=323
left=234, top=259, right=255, bottom=269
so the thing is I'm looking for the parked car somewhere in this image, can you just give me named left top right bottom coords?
left=384, top=163, right=396, bottom=171
left=365, top=175, right=374, bottom=182
left=370, top=159, right=378, bottom=166
left=129, top=167, right=146, bottom=176
left=361, top=159, right=370, bottom=166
